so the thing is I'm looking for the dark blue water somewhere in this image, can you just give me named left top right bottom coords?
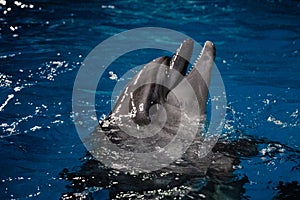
left=0, top=0, right=299, bottom=199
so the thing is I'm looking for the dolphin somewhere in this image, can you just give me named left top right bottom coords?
left=84, top=39, right=238, bottom=176
left=61, top=39, right=259, bottom=199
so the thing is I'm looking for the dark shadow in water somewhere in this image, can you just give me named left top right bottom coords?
left=273, top=181, right=300, bottom=200
left=59, top=137, right=259, bottom=199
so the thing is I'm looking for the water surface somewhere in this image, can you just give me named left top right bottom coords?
left=0, top=0, right=299, bottom=199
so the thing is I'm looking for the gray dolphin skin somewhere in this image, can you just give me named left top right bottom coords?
left=102, top=39, right=215, bottom=128
left=62, top=40, right=258, bottom=199
left=88, top=39, right=236, bottom=175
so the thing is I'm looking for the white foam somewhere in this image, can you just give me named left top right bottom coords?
left=14, top=86, right=23, bottom=92
left=30, top=126, right=42, bottom=131
left=0, top=0, right=6, bottom=6
left=109, top=71, right=118, bottom=80
left=0, top=94, right=14, bottom=111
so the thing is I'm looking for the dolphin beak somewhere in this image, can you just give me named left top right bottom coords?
left=170, top=39, right=194, bottom=76
left=185, top=41, right=216, bottom=115
left=186, top=40, right=216, bottom=88
left=158, top=39, right=194, bottom=100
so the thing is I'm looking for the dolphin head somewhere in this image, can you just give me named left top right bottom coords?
left=94, top=39, right=219, bottom=174
left=101, top=39, right=216, bottom=129
left=128, top=39, right=194, bottom=125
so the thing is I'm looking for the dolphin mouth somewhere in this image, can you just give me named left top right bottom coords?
left=169, top=38, right=194, bottom=77
left=150, top=38, right=194, bottom=95
left=163, top=40, right=216, bottom=101
left=185, top=41, right=216, bottom=77
left=164, top=39, right=216, bottom=87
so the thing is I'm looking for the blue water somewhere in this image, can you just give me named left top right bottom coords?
left=0, top=0, right=299, bottom=199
